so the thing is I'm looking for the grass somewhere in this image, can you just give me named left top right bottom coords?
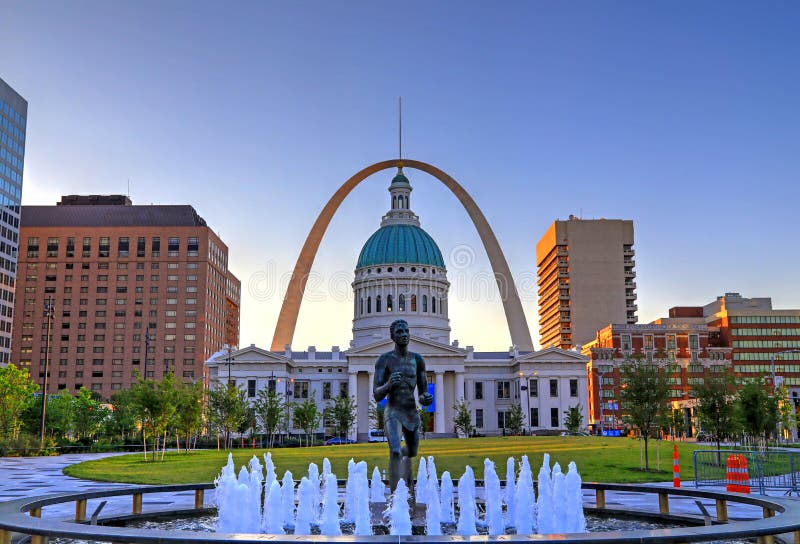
left=63, top=436, right=704, bottom=485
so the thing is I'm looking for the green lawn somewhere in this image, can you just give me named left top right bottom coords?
left=63, top=437, right=703, bottom=485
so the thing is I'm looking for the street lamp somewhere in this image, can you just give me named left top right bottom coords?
left=519, top=372, right=528, bottom=435
left=225, top=344, right=233, bottom=385
left=39, top=297, right=54, bottom=450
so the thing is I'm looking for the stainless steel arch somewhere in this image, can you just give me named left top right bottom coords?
left=270, top=159, right=534, bottom=351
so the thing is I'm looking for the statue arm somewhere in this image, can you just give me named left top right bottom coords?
left=373, top=356, right=390, bottom=402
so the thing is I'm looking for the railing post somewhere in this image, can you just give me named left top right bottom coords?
left=595, top=488, right=605, bottom=509
left=194, top=488, right=205, bottom=509
left=757, top=535, right=775, bottom=544
left=0, top=529, right=11, bottom=544
left=75, top=498, right=87, bottom=521
left=793, top=529, right=800, bottom=544
left=29, top=507, right=41, bottom=518
left=31, top=536, right=48, bottom=544
left=132, top=492, right=143, bottom=514
left=716, top=498, right=728, bottom=522
left=763, top=507, right=774, bottom=518
left=658, top=491, right=669, bottom=514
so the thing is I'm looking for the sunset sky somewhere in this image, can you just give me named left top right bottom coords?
left=2, top=1, right=798, bottom=350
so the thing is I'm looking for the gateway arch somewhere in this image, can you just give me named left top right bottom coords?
left=270, top=159, right=534, bottom=352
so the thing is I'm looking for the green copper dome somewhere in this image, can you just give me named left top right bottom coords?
left=357, top=224, right=445, bottom=268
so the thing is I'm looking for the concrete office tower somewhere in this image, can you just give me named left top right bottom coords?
left=536, top=217, right=636, bottom=349
left=0, top=78, right=27, bottom=364
left=13, top=195, right=240, bottom=398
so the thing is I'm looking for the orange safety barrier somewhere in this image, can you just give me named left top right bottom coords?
left=673, top=443, right=680, bottom=488
left=726, top=454, right=751, bottom=493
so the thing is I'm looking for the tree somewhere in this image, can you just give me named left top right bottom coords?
left=293, top=398, right=322, bottom=446
left=418, top=406, right=432, bottom=439
left=323, top=395, right=357, bottom=439
left=620, top=358, right=670, bottom=470
left=207, top=380, right=247, bottom=450
left=107, top=388, right=138, bottom=442
left=735, top=379, right=778, bottom=448
left=368, top=400, right=385, bottom=431
left=694, top=375, right=735, bottom=455
left=173, top=381, right=204, bottom=452
left=506, top=403, right=524, bottom=436
left=563, top=404, right=583, bottom=433
left=129, top=373, right=179, bottom=461
left=254, top=387, right=286, bottom=448
left=72, top=387, right=110, bottom=440
left=453, top=399, right=473, bottom=437
left=0, top=364, right=39, bottom=440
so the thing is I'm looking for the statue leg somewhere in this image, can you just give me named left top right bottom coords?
left=402, top=426, right=420, bottom=495
left=386, top=418, right=403, bottom=492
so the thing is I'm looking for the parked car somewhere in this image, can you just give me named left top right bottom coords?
left=368, top=429, right=388, bottom=442
left=324, top=437, right=356, bottom=446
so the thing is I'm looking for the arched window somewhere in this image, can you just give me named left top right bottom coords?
left=422, top=295, right=428, bottom=312
left=360, top=298, right=364, bottom=315
left=392, top=195, right=397, bottom=209
left=432, top=296, right=436, bottom=314
left=376, top=295, right=382, bottom=313
left=387, top=294, right=393, bottom=312
left=411, top=294, right=417, bottom=312
left=398, top=294, right=405, bottom=311
left=367, top=296, right=372, bottom=313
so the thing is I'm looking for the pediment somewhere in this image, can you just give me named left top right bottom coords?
left=346, top=336, right=465, bottom=357
left=515, top=346, right=588, bottom=363
left=206, top=345, right=293, bottom=365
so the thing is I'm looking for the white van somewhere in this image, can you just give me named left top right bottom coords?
left=368, top=429, right=387, bottom=442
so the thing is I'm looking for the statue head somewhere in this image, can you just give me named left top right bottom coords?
left=389, top=319, right=410, bottom=346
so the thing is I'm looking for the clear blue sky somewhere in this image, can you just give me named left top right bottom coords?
left=2, top=1, right=799, bottom=350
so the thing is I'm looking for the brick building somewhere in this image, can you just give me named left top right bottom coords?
left=12, top=195, right=240, bottom=398
left=582, top=321, right=732, bottom=434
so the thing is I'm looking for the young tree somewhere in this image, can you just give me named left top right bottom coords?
left=418, top=407, right=432, bottom=439
left=368, top=400, right=385, bottom=431
left=564, top=404, right=584, bottom=433
left=453, top=399, right=473, bottom=437
left=323, top=395, right=358, bottom=440
left=506, top=403, right=525, bottom=436
left=107, top=388, right=138, bottom=442
left=735, top=379, right=778, bottom=448
left=694, top=375, right=735, bottom=456
left=129, top=373, right=179, bottom=461
left=620, top=358, right=670, bottom=470
left=207, top=381, right=247, bottom=450
left=72, top=387, right=110, bottom=440
left=293, top=399, right=322, bottom=446
left=0, top=364, right=39, bottom=440
left=173, top=381, right=204, bottom=452
left=254, top=387, right=286, bottom=448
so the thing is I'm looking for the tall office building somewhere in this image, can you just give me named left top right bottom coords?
left=536, top=217, right=636, bottom=349
left=0, top=78, right=27, bottom=364
left=12, top=195, right=240, bottom=399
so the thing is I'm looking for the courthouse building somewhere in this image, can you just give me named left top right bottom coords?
left=207, top=167, right=589, bottom=440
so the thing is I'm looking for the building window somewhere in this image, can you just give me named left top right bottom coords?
left=387, top=294, right=393, bottom=312
left=411, top=294, right=417, bottom=311
left=689, top=334, right=700, bottom=350
left=551, top=407, right=559, bottom=428
left=570, top=378, right=578, bottom=397
left=247, top=379, right=256, bottom=398
left=530, top=407, right=539, bottom=427
left=340, top=381, right=348, bottom=397
left=398, top=294, right=405, bottom=311
left=294, top=381, right=309, bottom=399
left=666, top=334, right=677, bottom=350
left=118, top=237, right=129, bottom=257
left=367, top=297, right=371, bottom=313
left=475, top=408, right=484, bottom=428
left=496, top=380, right=510, bottom=399
left=98, top=237, right=110, bottom=258
left=529, top=378, right=538, bottom=397
left=550, top=379, right=558, bottom=397
left=27, top=237, right=39, bottom=258
left=47, top=238, right=59, bottom=257
left=82, top=237, right=91, bottom=257
left=187, top=237, right=199, bottom=257
left=474, top=381, right=483, bottom=400
left=621, top=334, right=631, bottom=352
left=432, top=297, right=437, bottom=313
left=359, top=298, right=363, bottom=315
left=322, top=381, right=331, bottom=400
left=497, top=411, right=507, bottom=429
left=644, top=334, right=653, bottom=350
left=376, top=295, right=381, bottom=313
left=66, top=237, right=75, bottom=258
left=168, top=237, right=179, bottom=257
left=422, top=295, right=428, bottom=313
left=137, top=237, right=145, bottom=257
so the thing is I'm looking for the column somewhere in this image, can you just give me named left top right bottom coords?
left=455, top=372, right=465, bottom=403
left=348, top=372, right=359, bottom=441
left=434, top=372, right=445, bottom=434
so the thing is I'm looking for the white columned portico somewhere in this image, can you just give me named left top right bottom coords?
left=348, top=372, right=359, bottom=440
left=434, top=371, right=445, bottom=433
left=455, top=372, right=465, bottom=403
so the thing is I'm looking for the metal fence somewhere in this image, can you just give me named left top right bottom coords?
left=693, top=449, right=800, bottom=495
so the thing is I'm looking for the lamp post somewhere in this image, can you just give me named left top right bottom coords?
left=771, top=349, right=800, bottom=441
left=39, top=297, right=54, bottom=449
left=519, top=371, right=528, bottom=435
left=225, top=344, right=233, bottom=386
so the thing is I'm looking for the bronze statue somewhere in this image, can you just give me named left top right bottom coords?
left=373, top=319, right=433, bottom=492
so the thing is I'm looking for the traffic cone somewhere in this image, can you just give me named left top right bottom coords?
left=672, top=443, right=680, bottom=488
left=725, top=455, right=737, bottom=493
left=738, top=455, right=750, bottom=494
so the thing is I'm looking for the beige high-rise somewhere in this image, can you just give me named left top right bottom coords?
left=536, top=217, right=636, bottom=349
